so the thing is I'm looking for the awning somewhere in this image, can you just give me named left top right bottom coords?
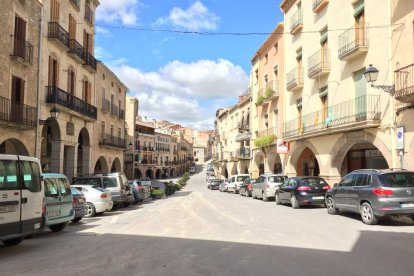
left=235, top=132, right=252, bottom=142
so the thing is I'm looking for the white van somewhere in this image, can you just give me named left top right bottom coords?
left=227, top=174, right=250, bottom=194
left=0, top=155, right=44, bottom=246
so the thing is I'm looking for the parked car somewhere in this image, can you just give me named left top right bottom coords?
left=140, top=177, right=152, bottom=187
left=275, top=177, right=330, bottom=209
left=208, top=179, right=223, bottom=190
left=227, top=174, right=250, bottom=193
left=239, top=178, right=256, bottom=197
left=219, top=179, right=229, bottom=192
left=128, top=180, right=147, bottom=203
left=0, top=155, right=44, bottom=246
left=70, top=187, right=87, bottom=222
left=43, top=173, right=75, bottom=232
left=73, top=172, right=133, bottom=208
left=206, top=176, right=217, bottom=183
left=253, top=174, right=287, bottom=201
left=71, top=185, right=113, bottom=217
left=325, top=169, right=414, bottom=225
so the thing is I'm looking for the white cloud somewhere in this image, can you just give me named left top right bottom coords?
left=154, top=1, right=220, bottom=31
left=108, top=59, right=248, bottom=130
left=94, top=46, right=112, bottom=60
left=95, top=26, right=112, bottom=37
left=96, top=0, right=141, bottom=26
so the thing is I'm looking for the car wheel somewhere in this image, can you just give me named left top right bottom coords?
left=72, top=217, right=82, bottom=223
left=360, top=202, right=378, bottom=225
left=291, top=195, right=299, bottom=209
left=275, top=193, right=281, bottom=205
left=263, top=192, right=268, bottom=202
left=2, top=237, right=24, bottom=246
left=49, top=223, right=67, bottom=232
left=326, top=196, right=339, bottom=215
left=85, top=202, right=96, bottom=218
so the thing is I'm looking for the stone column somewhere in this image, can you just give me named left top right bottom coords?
left=50, top=141, right=63, bottom=173
left=81, top=145, right=91, bottom=176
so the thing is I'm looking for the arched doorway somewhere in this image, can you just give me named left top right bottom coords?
left=221, top=165, right=229, bottom=179
left=145, top=169, right=154, bottom=179
left=254, top=151, right=265, bottom=176
left=231, top=163, right=238, bottom=176
left=40, top=120, right=61, bottom=173
left=77, top=128, right=91, bottom=177
left=135, top=168, right=142, bottom=179
left=0, top=138, right=29, bottom=155
left=340, top=143, right=388, bottom=175
left=94, top=156, right=108, bottom=174
left=111, top=157, right=121, bottom=173
left=272, top=154, right=283, bottom=174
left=155, top=169, right=161, bottom=179
left=296, top=147, right=319, bottom=176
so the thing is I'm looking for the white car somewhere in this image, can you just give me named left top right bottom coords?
left=71, top=185, right=113, bottom=217
left=227, top=174, right=250, bottom=193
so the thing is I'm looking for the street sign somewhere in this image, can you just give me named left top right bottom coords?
left=277, top=139, right=289, bottom=154
left=396, top=127, right=404, bottom=150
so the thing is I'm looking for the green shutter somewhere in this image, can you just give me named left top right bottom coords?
left=353, top=0, right=364, bottom=17
left=320, top=32, right=328, bottom=44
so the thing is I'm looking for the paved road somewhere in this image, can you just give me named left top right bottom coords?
left=1, top=164, right=414, bottom=275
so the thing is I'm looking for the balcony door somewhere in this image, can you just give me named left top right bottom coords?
left=355, top=11, right=365, bottom=47
left=11, top=76, right=24, bottom=123
left=48, top=56, right=59, bottom=87
left=354, top=68, right=367, bottom=120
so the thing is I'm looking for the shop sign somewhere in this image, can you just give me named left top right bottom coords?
left=397, top=127, right=404, bottom=150
left=277, top=139, right=289, bottom=154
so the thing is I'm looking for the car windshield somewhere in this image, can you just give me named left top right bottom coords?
left=103, top=177, right=117, bottom=188
left=268, top=176, right=287, bottom=183
left=237, top=176, right=249, bottom=181
left=298, top=178, right=327, bottom=186
left=379, top=173, right=414, bottom=188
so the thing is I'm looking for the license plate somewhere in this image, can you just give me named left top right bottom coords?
left=401, top=203, right=414, bottom=208
left=312, top=196, right=324, bottom=200
left=0, top=205, right=17, bottom=213
left=47, top=210, right=60, bottom=217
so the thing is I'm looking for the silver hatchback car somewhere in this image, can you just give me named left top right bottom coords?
left=252, top=174, right=287, bottom=201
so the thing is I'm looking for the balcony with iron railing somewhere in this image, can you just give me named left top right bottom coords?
left=283, top=95, right=381, bottom=139
left=99, top=134, right=126, bottom=149
left=286, top=67, right=304, bottom=91
left=290, top=9, right=303, bottom=35
left=395, top=63, right=414, bottom=103
left=338, top=22, right=369, bottom=61
left=83, top=52, right=97, bottom=72
left=0, top=95, right=37, bottom=128
left=308, top=49, right=330, bottom=78
left=70, top=0, right=80, bottom=11
left=46, top=86, right=97, bottom=120
left=11, top=36, right=33, bottom=64
left=68, top=39, right=84, bottom=63
left=234, top=147, right=250, bottom=159
left=85, top=5, right=93, bottom=25
left=312, top=0, right=329, bottom=13
left=48, top=22, right=69, bottom=49
left=257, top=127, right=276, bottom=138
left=101, top=98, right=110, bottom=112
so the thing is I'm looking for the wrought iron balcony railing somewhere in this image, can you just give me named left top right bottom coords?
left=46, top=86, right=97, bottom=120
left=257, top=127, right=276, bottom=138
left=395, top=63, right=414, bottom=103
left=308, top=49, right=330, bottom=78
left=290, top=9, right=303, bottom=34
left=312, top=0, right=329, bottom=13
left=11, top=36, right=33, bottom=63
left=99, top=134, right=126, bottom=148
left=83, top=52, right=97, bottom=71
left=85, top=6, right=93, bottom=24
left=235, top=147, right=250, bottom=159
left=101, top=98, right=110, bottom=112
left=0, top=95, right=37, bottom=127
left=338, top=22, right=369, bottom=60
left=283, top=95, right=381, bottom=138
left=286, top=67, right=304, bottom=91
left=48, top=22, right=69, bottom=48
left=68, top=39, right=84, bottom=62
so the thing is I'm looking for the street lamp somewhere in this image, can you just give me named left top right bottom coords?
left=39, top=107, right=60, bottom=125
left=363, top=64, right=395, bottom=94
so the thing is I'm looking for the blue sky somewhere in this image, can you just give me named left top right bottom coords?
left=95, top=0, right=284, bottom=130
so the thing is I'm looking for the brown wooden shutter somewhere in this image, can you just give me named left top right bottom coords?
left=48, top=56, right=53, bottom=86
left=87, top=82, right=92, bottom=104
left=69, top=14, right=76, bottom=39
left=56, top=60, right=59, bottom=88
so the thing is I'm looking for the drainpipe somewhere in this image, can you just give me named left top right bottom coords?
left=35, top=4, right=44, bottom=159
